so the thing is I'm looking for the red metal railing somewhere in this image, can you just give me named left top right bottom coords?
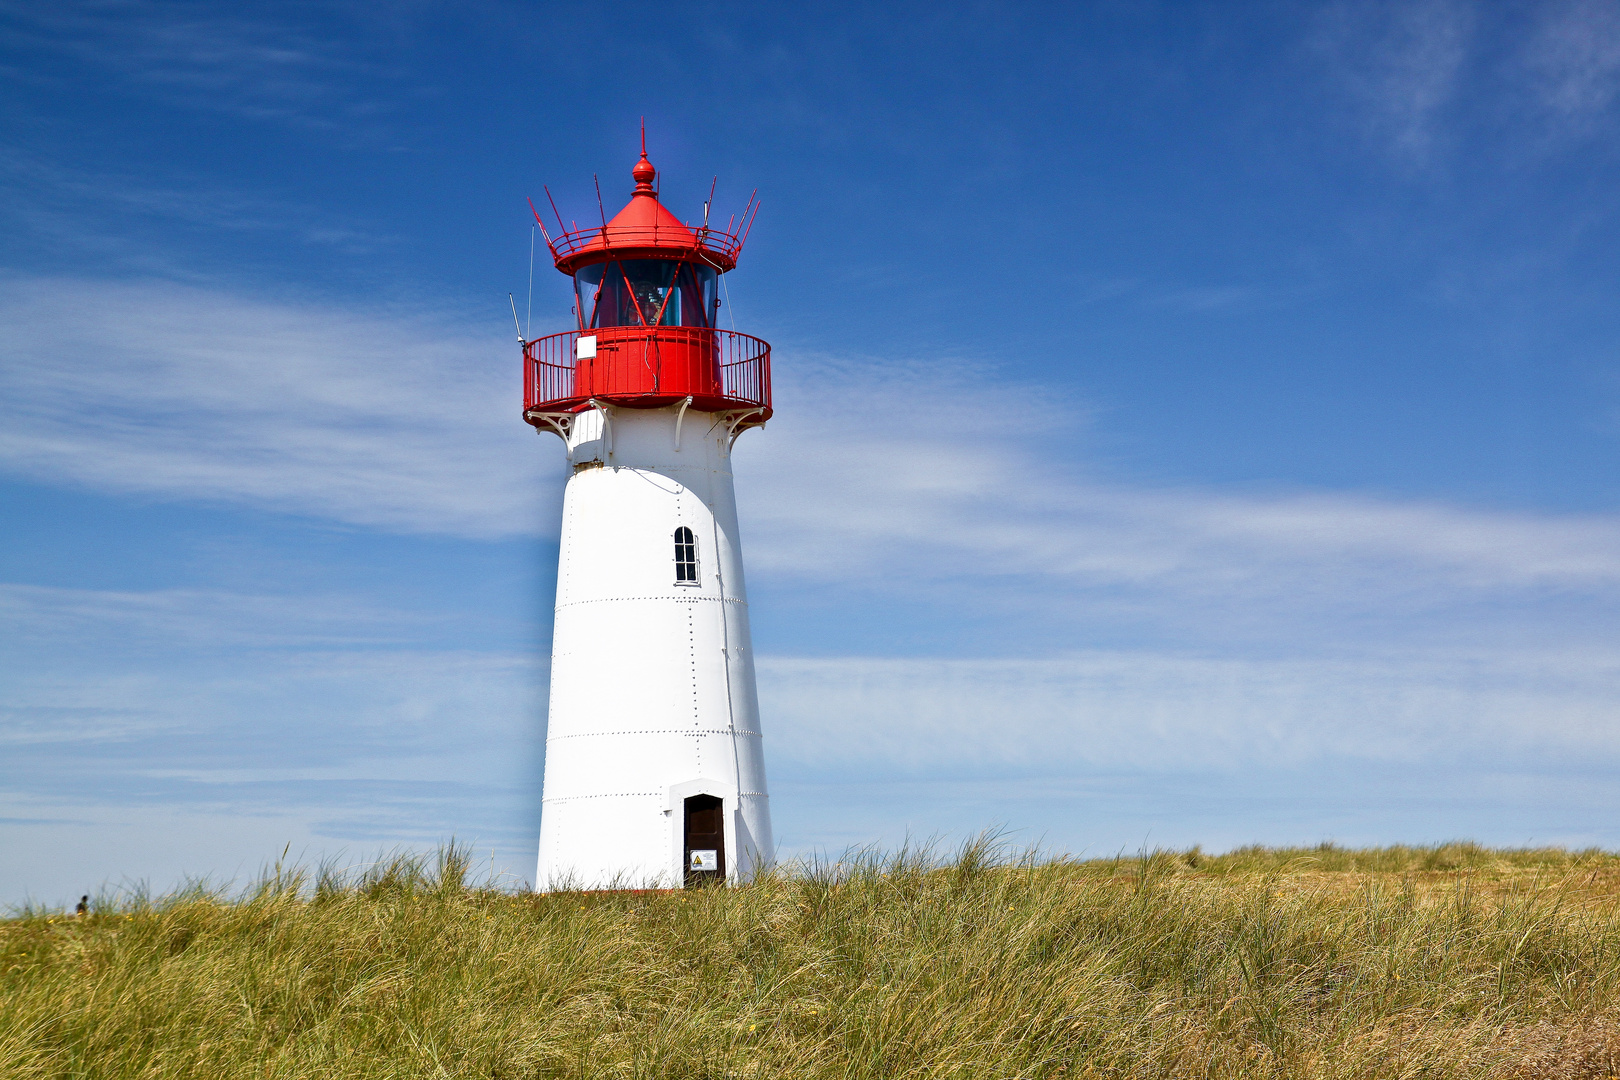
left=546, top=223, right=747, bottom=267
left=524, top=327, right=771, bottom=420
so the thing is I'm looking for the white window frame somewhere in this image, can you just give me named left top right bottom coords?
left=673, top=526, right=699, bottom=586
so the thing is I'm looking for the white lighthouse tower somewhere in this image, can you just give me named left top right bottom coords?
left=522, top=141, right=773, bottom=890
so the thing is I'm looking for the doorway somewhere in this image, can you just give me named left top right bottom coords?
left=683, top=794, right=725, bottom=887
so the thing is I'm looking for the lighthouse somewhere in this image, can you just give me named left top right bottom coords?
left=523, top=140, right=773, bottom=890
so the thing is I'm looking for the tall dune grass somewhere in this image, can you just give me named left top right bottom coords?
left=4, top=840, right=1619, bottom=1078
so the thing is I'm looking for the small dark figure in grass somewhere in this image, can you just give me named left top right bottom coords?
left=74, top=895, right=88, bottom=918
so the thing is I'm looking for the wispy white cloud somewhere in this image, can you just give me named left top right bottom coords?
left=1144, top=285, right=1270, bottom=314
left=0, top=577, right=546, bottom=901
left=759, top=649, right=1620, bottom=776
left=6, top=276, right=1619, bottom=639
left=0, top=276, right=551, bottom=538
left=0, top=581, right=545, bottom=762
left=8, top=574, right=1615, bottom=787
left=0, top=146, right=394, bottom=268
left=4, top=573, right=1616, bottom=905
left=738, top=353, right=1620, bottom=651
left=1312, top=0, right=1474, bottom=163
left=0, top=1, right=401, bottom=130
left=1310, top=0, right=1620, bottom=163
left=5, top=279, right=1618, bottom=867
left=2, top=486, right=1617, bottom=902
left=1523, top=0, right=1620, bottom=122
left=0, top=582, right=437, bottom=651
left=1, top=646, right=541, bottom=769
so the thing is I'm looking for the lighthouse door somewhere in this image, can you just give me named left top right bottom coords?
left=683, top=794, right=726, bottom=886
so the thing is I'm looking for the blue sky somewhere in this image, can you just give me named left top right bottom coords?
left=3, top=0, right=1619, bottom=904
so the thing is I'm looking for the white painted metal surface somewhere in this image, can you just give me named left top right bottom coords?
left=535, top=403, right=773, bottom=890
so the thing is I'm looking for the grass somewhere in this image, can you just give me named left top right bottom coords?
left=4, top=839, right=1620, bottom=1078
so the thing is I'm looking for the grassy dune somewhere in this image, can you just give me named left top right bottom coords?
left=4, top=841, right=1620, bottom=1078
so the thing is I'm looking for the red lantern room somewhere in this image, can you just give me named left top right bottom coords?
left=522, top=140, right=770, bottom=430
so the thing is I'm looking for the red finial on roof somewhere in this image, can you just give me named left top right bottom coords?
left=632, top=151, right=656, bottom=195
left=630, top=118, right=656, bottom=194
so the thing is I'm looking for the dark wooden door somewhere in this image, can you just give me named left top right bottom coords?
left=683, top=794, right=725, bottom=887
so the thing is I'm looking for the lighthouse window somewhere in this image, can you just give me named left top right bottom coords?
left=624, top=260, right=679, bottom=326
left=674, top=526, right=698, bottom=584
left=576, top=261, right=717, bottom=329
left=573, top=263, right=604, bottom=330
left=698, top=264, right=719, bottom=320
left=678, top=263, right=717, bottom=325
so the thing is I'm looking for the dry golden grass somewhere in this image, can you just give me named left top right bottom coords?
left=3, top=840, right=1619, bottom=1078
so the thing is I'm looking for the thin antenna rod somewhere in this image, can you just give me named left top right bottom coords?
left=543, top=187, right=567, bottom=238
left=703, top=176, right=716, bottom=230
left=527, top=198, right=554, bottom=249
left=640, top=117, right=646, bottom=157
left=525, top=226, right=535, bottom=340
left=738, top=192, right=760, bottom=250
left=720, top=266, right=737, bottom=333
left=593, top=174, right=608, bottom=230
left=508, top=293, right=525, bottom=346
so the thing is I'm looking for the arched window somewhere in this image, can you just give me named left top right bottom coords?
left=674, top=526, right=698, bottom=584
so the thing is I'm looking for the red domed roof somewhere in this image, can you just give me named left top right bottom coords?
left=539, top=148, right=756, bottom=275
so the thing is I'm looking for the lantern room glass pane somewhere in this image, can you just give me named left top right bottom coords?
left=621, top=260, right=678, bottom=326
left=585, top=262, right=634, bottom=327
left=574, top=260, right=719, bottom=329
left=684, top=263, right=718, bottom=327
left=699, top=265, right=719, bottom=323
left=574, top=264, right=604, bottom=329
